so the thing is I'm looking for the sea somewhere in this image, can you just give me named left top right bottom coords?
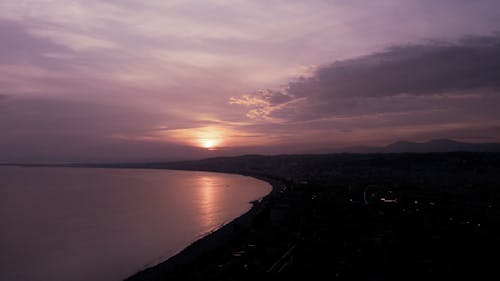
left=0, top=166, right=271, bottom=281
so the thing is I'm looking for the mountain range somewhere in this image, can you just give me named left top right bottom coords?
left=335, top=139, right=500, bottom=153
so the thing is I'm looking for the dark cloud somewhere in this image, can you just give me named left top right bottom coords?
left=289, top=34, right=500, bottom=99
left=233, top=34, right=500, bottom=123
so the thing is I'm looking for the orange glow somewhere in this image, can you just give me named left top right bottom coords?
left=160, top=126, right=225, bottom=148
left=158, top=125, right=273, bottom=148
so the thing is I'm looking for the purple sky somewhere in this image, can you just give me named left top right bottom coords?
left=1, top=0, right=500, bottom=162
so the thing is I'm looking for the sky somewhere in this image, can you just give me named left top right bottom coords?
left=1, top=0, right=500, bottom=162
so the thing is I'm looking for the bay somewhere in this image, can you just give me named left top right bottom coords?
left=0, top=166, right=271, bottom=281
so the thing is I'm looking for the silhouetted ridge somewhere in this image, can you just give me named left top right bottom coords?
left=339, top=139, right=500, bottom=153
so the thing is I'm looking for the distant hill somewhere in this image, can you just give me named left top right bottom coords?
left=338, top=139, right=500, bottom=153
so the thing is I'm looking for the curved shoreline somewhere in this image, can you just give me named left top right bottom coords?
left=125, top=175, right=283, bottom=281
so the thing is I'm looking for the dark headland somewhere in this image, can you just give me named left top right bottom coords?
left=106, top=151, right=500, bottom=281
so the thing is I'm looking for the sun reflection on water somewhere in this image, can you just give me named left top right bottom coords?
left=196, top=176, right=219, bottom=231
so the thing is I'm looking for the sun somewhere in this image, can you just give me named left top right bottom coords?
left=200, top=139, right=216, bottom=149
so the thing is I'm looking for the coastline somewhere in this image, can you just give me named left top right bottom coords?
left=7, top=153, right=500, bottom=280
left=125, top=175, right=283, bottom=281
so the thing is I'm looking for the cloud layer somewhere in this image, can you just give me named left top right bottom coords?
left=231, top=34, right=500, bottom=146
left=1, top=1, right=500, bottom=161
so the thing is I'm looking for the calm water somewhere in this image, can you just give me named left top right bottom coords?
left=0, top=167, right=271, bottom=281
